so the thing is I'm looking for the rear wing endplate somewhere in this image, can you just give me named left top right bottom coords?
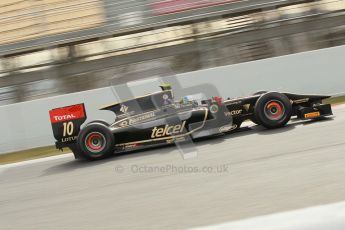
left=49, top=103, right=87, bottom=148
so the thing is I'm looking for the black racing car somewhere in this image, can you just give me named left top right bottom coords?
left=49, top=85, right=333, bottom=160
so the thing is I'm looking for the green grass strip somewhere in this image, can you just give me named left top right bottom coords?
left=0, top=146, right=67, bottom=165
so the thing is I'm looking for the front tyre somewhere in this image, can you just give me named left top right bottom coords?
left=254, top=92, right=292, bottom=129
left=77, top=123, right=115, bottom=160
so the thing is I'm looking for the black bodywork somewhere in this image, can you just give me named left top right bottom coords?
left=49, top=87, right=333, bottom=158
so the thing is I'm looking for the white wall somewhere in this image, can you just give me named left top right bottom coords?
left=1, top=45, right=345, bottom=154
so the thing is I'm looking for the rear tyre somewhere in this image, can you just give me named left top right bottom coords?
left=77, top=123, right=115, bottom=160
left=254, top=92, right=292, bottom=129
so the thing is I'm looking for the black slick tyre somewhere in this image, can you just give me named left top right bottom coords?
left=254, top=92, right=292, bottom=129
left=77, top=123, right=115, bottom=160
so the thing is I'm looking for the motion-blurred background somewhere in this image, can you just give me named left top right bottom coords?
left=0, top=0, right=344, bottom=105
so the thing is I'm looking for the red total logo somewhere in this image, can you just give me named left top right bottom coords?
left=49, top=104, right=85, bottom=123
left=53, top=114, right=76, bottom=122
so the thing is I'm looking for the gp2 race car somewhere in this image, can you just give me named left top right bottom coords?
left=49, top=85, right=333, bottom=160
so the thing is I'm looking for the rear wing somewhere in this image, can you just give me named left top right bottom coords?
left=49, top=103, right=87, bottom=148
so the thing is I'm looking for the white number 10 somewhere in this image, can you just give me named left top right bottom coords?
left=63, top=121, right=74, bottom=136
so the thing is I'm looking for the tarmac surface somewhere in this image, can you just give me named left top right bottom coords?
left=1, top=106, right=345, bottom=230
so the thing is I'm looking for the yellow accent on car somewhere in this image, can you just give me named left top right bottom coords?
left=304, top=111, right=320, bottom=118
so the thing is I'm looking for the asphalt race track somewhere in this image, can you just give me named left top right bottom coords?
left=1, top=106, right=345, bottom=230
